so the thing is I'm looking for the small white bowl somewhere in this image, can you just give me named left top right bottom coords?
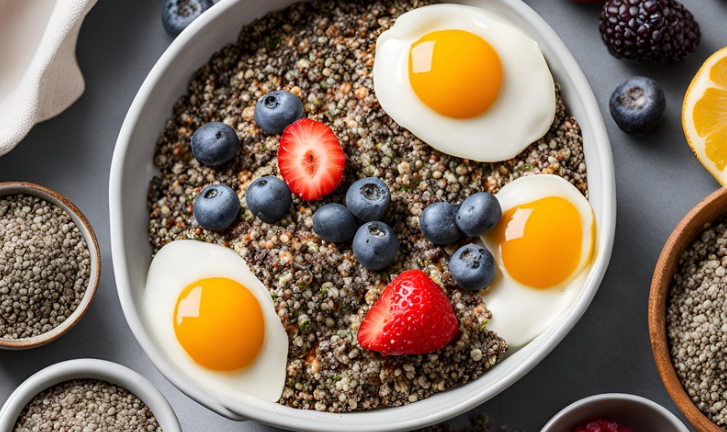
left=0, top=182, right=101, bottom=350
left=0, top=359, right=182, bottom=432
left=542, top=394, right=690, bottom=432
left=109, top=0, right=616, bottom=430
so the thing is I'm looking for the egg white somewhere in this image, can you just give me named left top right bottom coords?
left=143, top=240, right=288, bottom=403
left=480, top=175, right=594, bottom=348
left=373, top=4, right=556, bottom=163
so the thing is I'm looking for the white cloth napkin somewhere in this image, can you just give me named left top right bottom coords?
left=0, top=0, right=97, bottom=157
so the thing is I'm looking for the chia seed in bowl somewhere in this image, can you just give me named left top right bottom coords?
left=13, top=379, right=161, bottom=432
left=146, top=0, right=588, bottom=413
left=0, top=194, right=90, bottom=340
left=667, top=217, right=727, bottom=429
left=0, top=359, right=181, bottom=432
left=0, top=182, right=100, bottom=349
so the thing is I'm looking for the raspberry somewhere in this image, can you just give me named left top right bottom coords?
left=571, top=418, right=633, bottom=432
left=599, top=0, right=700, bottom=64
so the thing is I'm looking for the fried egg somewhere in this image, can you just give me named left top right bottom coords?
left=143, top=240, right=288, bottom=402
left=480, top=175, right=595, bottom=348
left=374, top=4, right=555, bottom=162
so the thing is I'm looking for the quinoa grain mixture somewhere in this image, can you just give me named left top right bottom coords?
left=0, top=194, right=90, bottom=339
left=148, top=0, right=587, bottom=411
left=13, top=379, right=161, bottom=432
left=668, top=218, right=727, bottom=428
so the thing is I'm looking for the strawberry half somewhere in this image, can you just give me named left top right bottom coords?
left=277, top=118, right=345, bottom=201
left=357, top=270, right=459, bottom=356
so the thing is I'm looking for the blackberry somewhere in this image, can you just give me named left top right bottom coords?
left=599, top=0, right=700, bottom=65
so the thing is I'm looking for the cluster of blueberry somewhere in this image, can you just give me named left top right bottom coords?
left=187, top=91, right=297, bottom=231
left=189, top=90, right=322, bottom=232
left=188, top=88, right=499, bottom=294
left=313, top=178, right=399, bottom=271
left=189, top=122, right=241, bottom=232
left=189, top=88, right=405, bottom=273
left=420, top=193, right=502, bottom=291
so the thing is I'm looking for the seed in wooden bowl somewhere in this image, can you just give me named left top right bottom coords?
left=667, top=217, right=727, bottom=427
left=0, top=194, right=90, bottom=339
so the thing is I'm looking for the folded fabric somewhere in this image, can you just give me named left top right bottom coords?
left=0, top=0, right=97, bottom=157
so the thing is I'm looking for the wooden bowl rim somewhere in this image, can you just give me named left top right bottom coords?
left=649, top=186, right=727, bottom=432
left=0, top=181, right=101, bottom=349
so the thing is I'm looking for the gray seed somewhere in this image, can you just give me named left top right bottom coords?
left=668, top=218, right=727, bottom=428
left=13, top=379, right=161, bottom=432
left=0, top=195, right=90, bottom=339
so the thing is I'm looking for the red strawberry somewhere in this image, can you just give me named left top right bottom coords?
left=357, top=270, right=459, bottom=356
left=277, top=118, right=345, bottom=201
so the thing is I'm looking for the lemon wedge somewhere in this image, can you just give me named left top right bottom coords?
left=683, top=47, right=727, bottom=185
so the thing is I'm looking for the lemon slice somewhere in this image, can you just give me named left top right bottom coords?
left=683, top=47, right=727, bottom=185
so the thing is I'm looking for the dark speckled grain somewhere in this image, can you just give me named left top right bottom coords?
left=147, top=0, right=586, bottom=412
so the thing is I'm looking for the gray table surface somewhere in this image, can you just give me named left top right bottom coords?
left=2, top=0, right=726, bottom=430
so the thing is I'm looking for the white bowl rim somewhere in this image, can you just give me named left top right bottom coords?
left=0, top=358, right=182, bottom=431
left=541, top=393, right=690, bottom=432
left=0, top=182, right=101, bottom=350
left=109, top=0, right=617, bottom=430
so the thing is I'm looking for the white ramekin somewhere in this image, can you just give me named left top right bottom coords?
left=109, top=0, right=616, bottom=430
left=542, top=393, right=690, bottom=432
left=0, top=359, right=181, bottom=432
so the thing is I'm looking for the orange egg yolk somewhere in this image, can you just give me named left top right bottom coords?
left=408, top=29, right=502, bottom=119
left=490, top=197, right=583, bottom=289
left=173, top=277, right=264, bottom=371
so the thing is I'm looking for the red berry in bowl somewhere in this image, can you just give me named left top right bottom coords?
left=357, top=270, right=459, bottom=356
left=572, top=418, right=633, bottom=432
left=277, top=118, right=345, bottom=201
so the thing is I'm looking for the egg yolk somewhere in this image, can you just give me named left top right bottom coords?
left=491, top=197, right=584, bottom=289
left=173, top=277, right=264, bottom=371
left=408, top=29, right=502, bottom=119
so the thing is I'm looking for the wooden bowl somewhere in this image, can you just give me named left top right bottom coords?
left=649, top=187, right=727, bottom=432
left=0, top=182, right=101, bottom=349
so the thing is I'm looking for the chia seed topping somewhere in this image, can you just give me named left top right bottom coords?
left=668, top=218, right=727, bottom=428
left=147, top=0, right=587, bottom=411
left=0, top=194, right=91, bottom=340
left=13, top=379, right=161, bottom=432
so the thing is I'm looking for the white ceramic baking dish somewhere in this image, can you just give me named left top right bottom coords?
left=109, top=0, right=616, bottom=430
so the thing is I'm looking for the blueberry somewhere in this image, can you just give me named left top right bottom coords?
left=254, top=91, right=305, bottom=135
left=190, top=122, right=239, bottom=166
left=313, top=203, right=357, bottom=243
left=245, top=176, right=292, bottom=224
left=345, top=177, right=391, bottom=222
left=449, top=244, right=496, bottom=291
left=455, top=193, right=501, bottom=237
left=609, top=76, right=666, bottom=134
left=193, top=184, right=240, bottom=231
left=419, top=201, right=462, bottom=245
left=162, top=0, right=213, bottom=36
left=352, top=221, right=399, bottom=271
